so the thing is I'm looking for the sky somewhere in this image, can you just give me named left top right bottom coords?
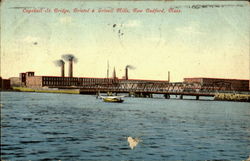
left=1, top=0, right=249, bottom=82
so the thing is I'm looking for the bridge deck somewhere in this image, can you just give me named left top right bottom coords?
left=79, top=88, right=215, bottom=96
left=48, top=81, right=242, bottom=97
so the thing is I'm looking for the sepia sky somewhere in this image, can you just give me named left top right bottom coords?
left=1, top=0, right=249, bottom=82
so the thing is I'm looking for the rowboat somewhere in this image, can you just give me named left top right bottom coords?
left=100, top=96, right=124, bottom=103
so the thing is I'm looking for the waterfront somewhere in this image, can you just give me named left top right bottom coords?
left=1, top=92, right=250, bottom=160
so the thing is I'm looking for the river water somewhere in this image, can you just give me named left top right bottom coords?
left=1, top=92, right=250, bottom=160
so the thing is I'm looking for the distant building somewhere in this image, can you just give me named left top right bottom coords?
left=0, top=77, right=11, bottom=90
left=19, top=72, right=168, bottom=88
left=184, top=77, right=249, bottom=91
left=9, top=77, right=22, bottom=87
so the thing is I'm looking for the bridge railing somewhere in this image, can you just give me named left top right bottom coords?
left=74, top=81, right=242, bottom=94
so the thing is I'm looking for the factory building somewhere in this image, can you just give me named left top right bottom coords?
left=0, top=77, right=11, bottom=90
left=23, top=72, right=114, bottom=88
left=19, top=72, right=168, bottom=88
left=10, top=77, right=22, bottom=87
left=15, top=57, right=167, bottom=89
left=184, top=77, right=249, bottom=91
left=12, top=69, right=249, bottom=92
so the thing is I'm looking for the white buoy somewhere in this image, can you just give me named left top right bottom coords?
left=127, top=136, right=141, bottom=149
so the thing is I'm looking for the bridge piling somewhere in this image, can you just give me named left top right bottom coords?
left=164, top=94, right=170, bottom=99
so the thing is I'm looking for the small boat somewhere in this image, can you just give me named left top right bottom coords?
left=100, top=96, right=124, bottom=103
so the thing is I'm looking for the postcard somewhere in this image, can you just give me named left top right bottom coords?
left=1, top=0, right=249, bottom=160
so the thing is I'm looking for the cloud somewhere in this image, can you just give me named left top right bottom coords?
left=147, top=36, right=165, bottom=42
left=21, top=36, right=40, bottom=43
left=123, top=20, right=141, bottom=28
left=59, top=16, right=72, bottom=24
left=147, top=36, right=166, bottom=45
left=175, top=23, right=205, bottom=35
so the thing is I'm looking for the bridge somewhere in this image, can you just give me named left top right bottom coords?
left=77, top=81, right=233, bottom=99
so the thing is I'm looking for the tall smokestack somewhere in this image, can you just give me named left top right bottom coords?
left=113, top=67, right=117, bottom=79
left=125, top=65, right=135, bottom=80
left=107, top=60, right=109, bottom=78
left=69, top=59, right=73, bottom=77
left=125, top=67, right=128, bottom=80
left=54, top=59, right=65, bottom=77
left=168, top=71, right=170, bottom=82
left=61, top=63, right=65, bottom=77
left=62, top=54, right=77, bottom=78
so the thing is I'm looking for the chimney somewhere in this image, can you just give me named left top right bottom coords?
left=69, top=59, right=73, bottom=77
left=168, top=71, right=170, bottom=82
left=19, top=73, right=26, bottom=85
left=113, top=67, right=117, bottom=79
left=61, top=63, right=65, bottom=77
left=125, top=67, right=128, bottom=80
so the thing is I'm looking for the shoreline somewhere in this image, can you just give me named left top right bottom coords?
left=1, top=87, right=250, bottom=102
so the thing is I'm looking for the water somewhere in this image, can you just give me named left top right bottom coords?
left=1, top=92, right=250, bottom=160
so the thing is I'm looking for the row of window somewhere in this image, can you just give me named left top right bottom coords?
left=43, top=77, right=78, bottom=81
left=42, top=77, right=113, bottom=83
left=43, top=81, right=78, bottom=86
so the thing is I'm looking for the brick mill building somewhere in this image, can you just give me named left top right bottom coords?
left=17, top=71, right=168, bottom=89
left=184, top=77, right=249, bottom=92
left=8, top=71, right=250, bottom=92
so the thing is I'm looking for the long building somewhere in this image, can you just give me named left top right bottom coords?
left=10, top=72, right=250, bottom=92
left=184, top=77, right=249, bottom=91
left=18, top=72, right=168, bottom=88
